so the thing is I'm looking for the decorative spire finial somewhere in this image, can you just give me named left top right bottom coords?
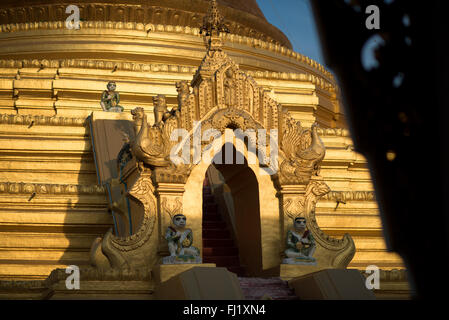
left=200, top=0, right=230, bottom=37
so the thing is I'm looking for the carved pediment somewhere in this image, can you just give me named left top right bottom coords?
left=176, top=48, right=281, bottom=134
left=128, top=27, right=324, bottom=187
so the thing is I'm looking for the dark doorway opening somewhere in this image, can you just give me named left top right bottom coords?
left=201, top=143, right=263, bottom=277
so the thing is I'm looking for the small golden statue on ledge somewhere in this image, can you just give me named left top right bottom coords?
left=100, top=81, right=124, bottom=112
left=153, top=94, right=171, bottom=127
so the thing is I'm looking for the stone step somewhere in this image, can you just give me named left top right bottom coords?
left=238, top=277, right=298, bottom=300
left=203, top=194, right=215, bottom=203
left=244, top=294, right=298, bottom=300
left=202, top=229, right=230, bottom=239
left=238, top=277, right=289, bottom=287
left=202, top=213, right=222, bottom=221
left=203, top=255, right=240, bottom=267
left=203, top=246, right=239, bottom=256
left=202, top=221, right=227, bottom=229
left=202, top=180, right=247, bottom=277
left=203, top=203, right=218, bottom=214
left=203, top=239, right=235, bottom=247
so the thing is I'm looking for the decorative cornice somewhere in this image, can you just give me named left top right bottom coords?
left=360, top=269, right=408, bottom=282
left=0, top=112, right=349, bottom=136
left=316, top=127, right=351, bottom=137
left=0, top=58, right=335, bottom=92
left=322, top=191, right=376, bottom=201
left=247, top=71, right=335, bottom=91
left=379, top=269, right=408, bottom=281
left=46, top=266, right=152, bottom=283
left=0, top=267, right=153, bottom=291
left=0, top=20, right=334, bottom=82
left=0, top=182, right=105, bottom=195
left=0, top=280, right=48, bottom=290
left=0, top=58, right=198, bottom=74
left=0, top=186, right=372, bottom=203
left=0, top=113, right=86, bottom=127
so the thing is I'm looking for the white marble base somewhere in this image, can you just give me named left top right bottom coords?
left=162, top=255, right=202, bottom=265
left=105, top=107, right=123, bottom=112
left=282, top=257, right=317, bottom=266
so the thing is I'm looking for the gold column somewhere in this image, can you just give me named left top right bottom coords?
left=277, top=184, right=308, bottom=255
left=154, top=182, right=185, bottom=259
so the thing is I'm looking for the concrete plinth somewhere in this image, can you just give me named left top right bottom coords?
left=50, top=280, right=154, bottom=300
left=152, top=263, right=216, bottom=284
left=280, top=263, right=325, bottom=280
left=154, top=267, right=245, bottom=300
left=288, top=269, right=376, bottom=300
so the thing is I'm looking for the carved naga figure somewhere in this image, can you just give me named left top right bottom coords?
left=130, top=107, right=169, bottom=167
left=130, top=91, right=183, bottom=168
left=297, top=122, right=326, bottom=168
left=281, top=121, right=326, bottom=184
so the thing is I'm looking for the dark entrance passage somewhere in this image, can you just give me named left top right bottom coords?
left=201, top=141, right=263, bottom=277
left=202, top=176, right=247, bottom=276
left=201, top=166, right=297, bottom=299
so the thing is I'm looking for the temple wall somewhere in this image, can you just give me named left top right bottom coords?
left=0, top=28, right=404, bottom=280
left=0, top=119, right=110, bottom=280
left=317, top=134, right=404, bottom=270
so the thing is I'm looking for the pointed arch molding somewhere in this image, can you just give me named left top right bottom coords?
left=90, top=44, right=355, bottom=275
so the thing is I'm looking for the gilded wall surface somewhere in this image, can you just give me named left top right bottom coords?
left=0, top=0, right=403, bottom=282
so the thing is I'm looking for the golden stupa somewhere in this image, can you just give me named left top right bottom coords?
left=0, top=0, right=409, bottom=299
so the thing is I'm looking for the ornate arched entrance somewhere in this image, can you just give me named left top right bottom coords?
left=184, top=137, right=279, bottom=277
left=89, top=8, right=355, bottom=280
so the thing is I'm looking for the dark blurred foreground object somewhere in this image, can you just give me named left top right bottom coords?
left=310, top=0, right=449, bottom=299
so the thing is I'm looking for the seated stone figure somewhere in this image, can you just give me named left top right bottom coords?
left=283, top=216, right=317, bottom=265
left=100, top=81, right=124, bottom=112
left=162, top=214, right=201, bottom=264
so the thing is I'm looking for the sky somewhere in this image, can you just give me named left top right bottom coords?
left=256, top=0, right=325, bottom=65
